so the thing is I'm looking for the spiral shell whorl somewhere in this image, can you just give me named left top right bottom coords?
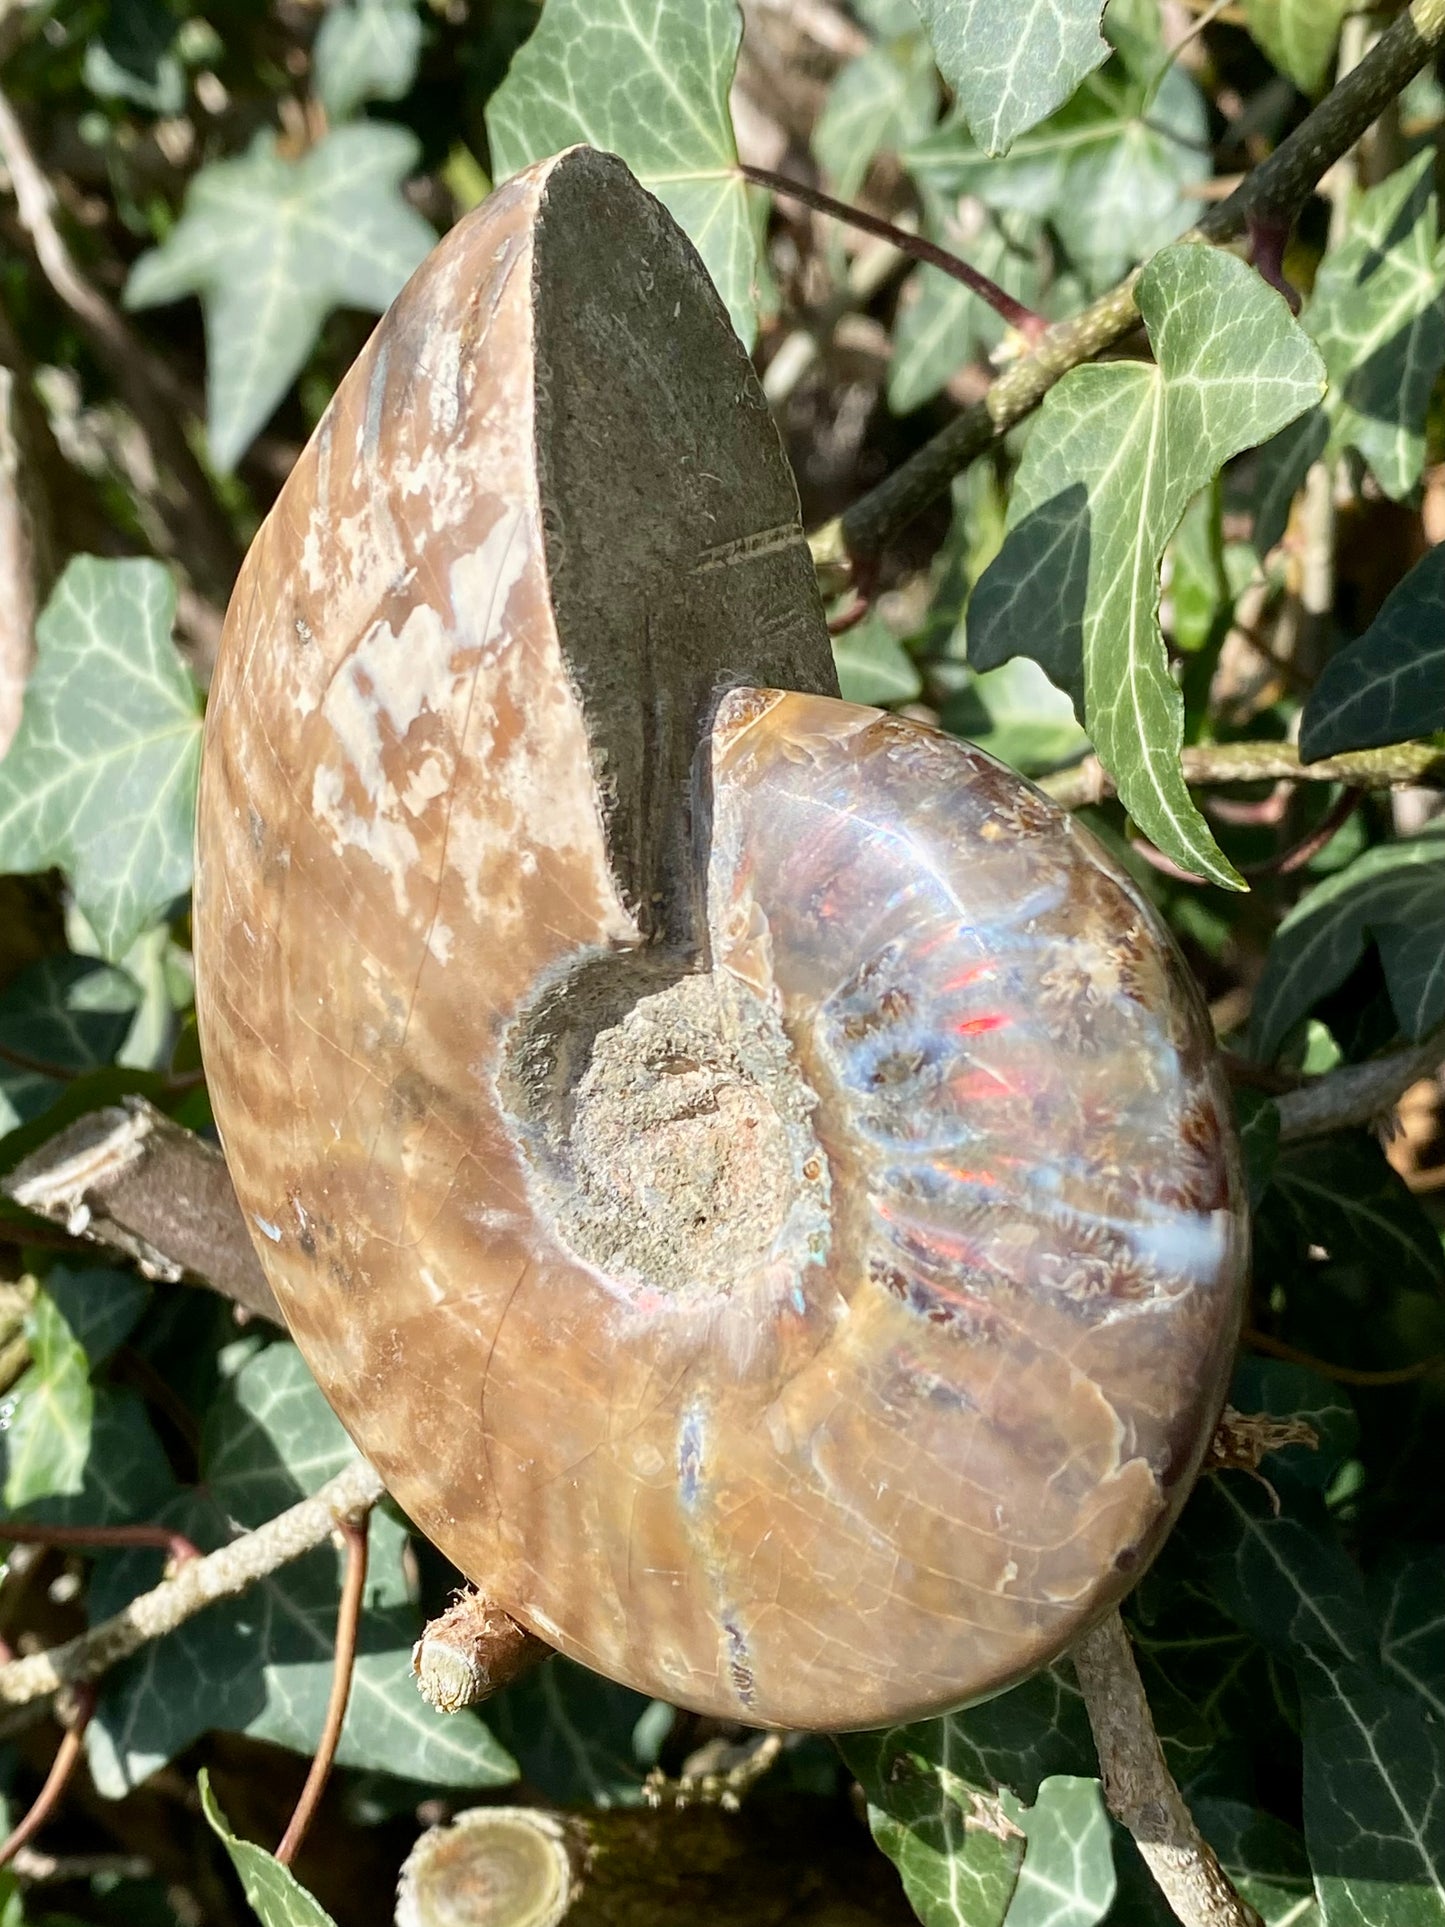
left=195, top=148, right=1245, bottom=1733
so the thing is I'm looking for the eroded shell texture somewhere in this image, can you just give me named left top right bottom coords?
left=195, top=148, right=1247, bottom=1731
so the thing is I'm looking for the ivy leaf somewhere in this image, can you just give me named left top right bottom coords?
left=832, top=616, right=924, bottom=706
left=87, top=1343, right=516, bottom=1797
left=890, top=213, right=1046, bottom=413
left=0, top=557, right=201, bottom=962
left=199, top=1770, right=338, bottom=1927
left=1301, top=1661, right=1445, bottom=1927
left=1, top=1288, right=93, bottom=1510
left=839, top=1672, right=1094, bottom=1927
left=906, top=59, right=1208, bottom=290
left=909, top=0, right=1108, bottom=158
left=1005, top=1777, right=1115, bottom=1927
left=1191, top=1800, right=1321, bottom=1927
left=814, top=35, right=937, bottom=201
left=486, top=0, right=757, bottom=343
left=0, top=956, right=141, bottom=1139
left=1240, top=0, right=1350, bottom=94
left=125, top=126, right=435, bottom=469
left=1310, top=152, right=1445, bottom=501
left=1300, top=544, right=1445, bottom=762
left=312, top=0, right=422, bottom=123
left=83, top=0, right=185, bottom=114
left=1376, top=1549, right=1445, bottom=1719
left=969, top=245, right=1324, bottom=888
left=1252, top=153, right=1445, bottom=546
left=1191, top=1476, right=1445, bottom=1924
left=1251, top=827, right=1445, bottom=1058
left=1269, top=1134, right=1445, bottom=1296
left=1, top=1274, right=170, bottom=1526
left=43, top=1262, right=150, bottom=1369
left=487, top=1658, right=663, bottom=1807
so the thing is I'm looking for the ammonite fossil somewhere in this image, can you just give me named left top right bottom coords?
left=194, top=147, right=1247, bottom=1731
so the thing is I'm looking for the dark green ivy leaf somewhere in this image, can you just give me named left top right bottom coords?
left=1300, top=543, right=1445, bottom=762
left=1251, top=826, right=1445, bottom=1058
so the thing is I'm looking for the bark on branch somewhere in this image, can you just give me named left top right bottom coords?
left=1275, top=1029, right=1445, bottom=1143
left=3, top=1097, right=281, bottom=1322
left=1039, top=741, right=1445, bottom=811
left=0, top=84, right=240, bottom=600
left=1074, top=1610, right=1262, bottom=1927
left=0, top=1458, right=384, bottom=1709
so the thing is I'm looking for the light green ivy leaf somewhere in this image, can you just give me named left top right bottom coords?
left=969, top=244, right=1324, bottom=887
left=1251, top=826, right=1445, bottom=1058
left=890, top=211, right=1048, bottom=413
left=1, top=1270, right=170, bottom=1526
left=1240, top=0, right=1350, bottom=95
left=1005, top=1777, right=1115, bottom=1927
left=0, top=557, right=201, bottom=962
left=200, top=1770, right=338, bottom=1927
left=125, top=125, right=435, bottom=469
left=839, top=1671, right=1094, bottom=1927
left=1300, top=543, right=1445, bottom=762
left=906, top=57, right=1208, bottom=291
left=815, top=32, right=937, bottom=202
left=910, top=0, right=1108, bottom=157
left=486, top=0, right=757, bottom=343
left=313, top=0, right=423, bottom=123
left=833, top=615, right=924, bottom=706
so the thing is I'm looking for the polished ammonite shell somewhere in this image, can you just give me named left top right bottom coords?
left=194, top=147, right=1246, bottom=1730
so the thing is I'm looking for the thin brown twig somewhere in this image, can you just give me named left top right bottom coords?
left=0, top=86, right=240, bottom=600
left=275, top=1515, right=369, bottom=1866
left=1243, top=787, right=1362, bottom=877
left=0, top=1457, right=384, bottom=1709
left=1132, top=786, right=1363, bottom=884
left=0, top=1518, right=201, bottom=1565
left=0, top=1684, right=96, bottom=1870
left=1074, top=1612, right=1262, bottom=1927
left=740, top=163, right=1047, bottom=338
left=1246, top=1328, right=1445, bottom=1387
left=0, top=1038, right=89, bottom=1084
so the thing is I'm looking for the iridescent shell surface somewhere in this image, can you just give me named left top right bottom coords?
left=195, top=149, right=1247, bottom=1731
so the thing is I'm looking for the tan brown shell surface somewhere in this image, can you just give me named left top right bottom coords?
left=196, top=149, right=1246, bottom=1730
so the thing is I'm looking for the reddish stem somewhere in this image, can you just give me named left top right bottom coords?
left=1248, top=1328, right=1445, bottom=1387
left=274, top=1516, right=369, bottom=1866
left=0, top=1684, right=96, bottom=1869
left=0, top=1519, right=202, bottom=1565
left=1206, top=782, right=1292, bottom=827
left=1132, top=786, right=1361, bottom=886
left=0, top=1039, right=82, bottom=1084
left=1240, top=787, right=1362, bottom=878
left=740, top=163, right=1048, bottom=341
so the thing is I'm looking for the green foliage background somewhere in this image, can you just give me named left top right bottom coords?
left=0, top=1, right=1443, bottom=1923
